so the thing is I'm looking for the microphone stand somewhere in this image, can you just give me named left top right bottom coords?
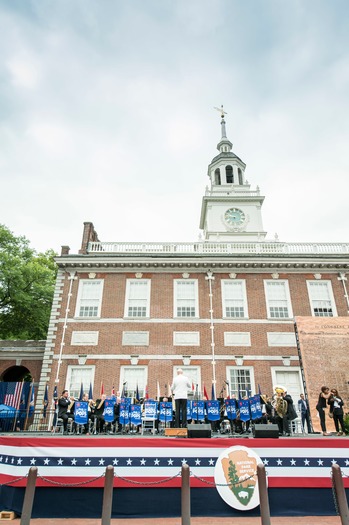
left=195, top=384, right=199, bottom=424
left=225, top=381, right=233, bottom=436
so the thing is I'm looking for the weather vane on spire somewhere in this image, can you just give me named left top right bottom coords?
left=214, top=105, right=227, bottom=119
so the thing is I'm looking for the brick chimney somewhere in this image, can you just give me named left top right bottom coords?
left=60, top=245, right=70, bottom=256
left=79, top=222, right=100, bottom=254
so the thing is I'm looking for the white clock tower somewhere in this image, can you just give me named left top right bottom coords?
left=199, top=108, right=267, bottom=242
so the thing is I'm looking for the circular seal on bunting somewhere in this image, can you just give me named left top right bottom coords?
left=214, top=445, right=264, bottom=511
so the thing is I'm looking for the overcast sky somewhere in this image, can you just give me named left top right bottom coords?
left=1, top=0, right=348, bottom=254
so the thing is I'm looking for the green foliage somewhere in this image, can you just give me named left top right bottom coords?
left=0, top=224, right=57, bottom=339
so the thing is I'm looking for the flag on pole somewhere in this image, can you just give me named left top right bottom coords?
left=111, top=386, right=115, bottom=397
left=121, top=382, right=126, bottom=398
left=4, top=382, right=24, bottom=409
left=100, top=382, right=104, bottom=396
left=88, top=382, right=93, bottom=400
left=79, top=382, right=84, bottom=401
left=145, top=385, right=149, bottom=400
left=211, top=383, right=216, bottom=401
left=43, top=384, right=49, bottom=418
left=157, top=381, right=161, bottom=401
left=53, top=385, right=58, bottom=407
left=203, top=384, right=209, bottom=400
left=192, top=381, right=195, bottom=391
left=135, top=384, right=140, bottom=402
left=225, top=382, right=230, bottom=400
left=29, top=384, right=35, bottom=415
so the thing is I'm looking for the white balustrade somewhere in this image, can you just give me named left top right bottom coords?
left=87, top=241, right=349, bottom=256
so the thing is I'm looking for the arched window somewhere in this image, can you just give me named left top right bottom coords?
left=226, top=165, right=234, bottom=184
left=214, top=169, right=221, bottom=185
left=238, top=168, right=243, bottom=185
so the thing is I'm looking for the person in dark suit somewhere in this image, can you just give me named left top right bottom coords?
left=298, top=393, right=311, bottom=433
left=283, top=390, right=297, bottom=436
left=94, top=394, right=106, bottom=434
left=58, top=390, right=75, bottom=434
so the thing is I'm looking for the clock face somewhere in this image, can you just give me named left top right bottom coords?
left=224, top=208, right=246, bottom=226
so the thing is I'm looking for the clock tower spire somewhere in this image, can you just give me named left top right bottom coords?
left=199, top=108, right=267, bottom=242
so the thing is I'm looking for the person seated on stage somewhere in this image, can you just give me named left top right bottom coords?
left=111, top=391, right=122, bottom=433
left=94, top=394, right=106, bottom=434
left=58, top=390, right=75, bottom=434
left=80, top=393, right=94, bottom=435
left=232, top=414, right=243, bottom=434
left=260, top=394, right=274, bottom=424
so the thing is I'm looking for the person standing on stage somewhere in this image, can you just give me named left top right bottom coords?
left=328, top=388, right=346, bottom=436
left=316, top=386, right=332, bottom=436
left=298, top=393, right=311, bottom=433
left=171, top=369, right=191, bottom=428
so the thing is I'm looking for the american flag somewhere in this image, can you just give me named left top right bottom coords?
left=4, top=382, right=24, bottom=409
left=0, top=436, right=348, bottom=489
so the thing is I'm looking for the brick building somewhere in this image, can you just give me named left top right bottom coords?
left=35, top=114, right=349, bottom=431
left=0, top=340, right=45, bottom=384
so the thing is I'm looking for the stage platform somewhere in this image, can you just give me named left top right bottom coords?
left=0, top=433, right=348, bottom=518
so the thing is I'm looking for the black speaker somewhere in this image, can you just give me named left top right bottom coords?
left=187, top=424, right=211, bottom=438
left=253, top=424, right=279, bottom=438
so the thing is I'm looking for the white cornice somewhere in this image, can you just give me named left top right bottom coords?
left=53, top=354, right=299, bottom=361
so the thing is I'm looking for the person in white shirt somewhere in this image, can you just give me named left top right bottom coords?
left=171, top=369, right=191, bottom=428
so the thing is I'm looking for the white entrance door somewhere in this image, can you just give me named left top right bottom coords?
left=273, top=368, right=303, bottom=399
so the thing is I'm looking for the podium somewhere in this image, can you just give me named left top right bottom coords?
left=164, top=428, right=188, bottom=437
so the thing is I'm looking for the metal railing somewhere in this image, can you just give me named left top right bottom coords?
left=2, top=462, right=349, bottom=523
left=87, top=241, right=349, bottom=256
left=0, top=409, right=55, bottom=433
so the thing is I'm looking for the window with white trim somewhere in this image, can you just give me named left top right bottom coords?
left=264, top=280, right=293, bottom=319
left=174, top=280, right=198, bottom=318
left=75, top=280, right=103, bottom=318
left=124, top=280, right=151, bottom=318
left=173, top=366, right=200, bottom=397
left=307, top=281, right=337, bottom=317
left=228, top=367, right=254, bottom=398
left=121, top=367, right=147, bottom=398
left=221, top=280, right=248, bottom=318
left=66, top=365, right=95, bottom=399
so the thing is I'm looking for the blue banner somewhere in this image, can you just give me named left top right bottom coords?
left=187, top=400, right=192, bottom=420
left=191, top=401, right=205, bottom=421
left=255, top=395, right=263, bottom=419
left=206, top=400, right=220, bottom=421
left=225, top=399, right=237, bottom=420
left=143, top=400, right=157, bottom=419
left=238, top=399, right=251, bottom=422
left=119, top=403, right=130, bottom=425
left=249, top=395, right=262, bottom=420
left=74, top=401, right=88, bottom=425
left=159, top=402, right=172, bottom=422
left=103, top=399, right=115, bottom=423
left=130, top=404, right=141, bottom=426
